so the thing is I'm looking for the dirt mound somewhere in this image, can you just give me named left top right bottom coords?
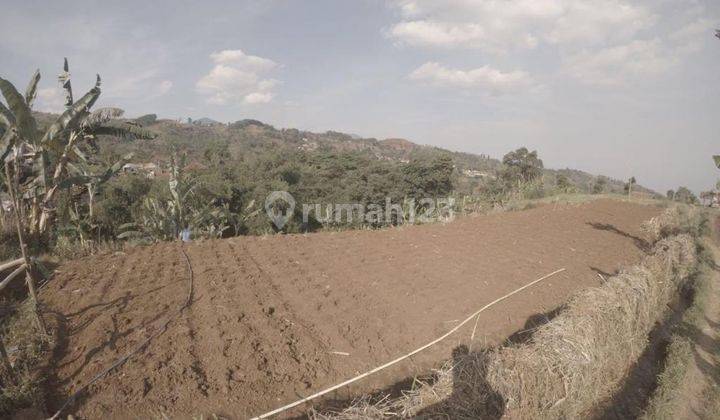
left=40, top=199, right=660, bottom=418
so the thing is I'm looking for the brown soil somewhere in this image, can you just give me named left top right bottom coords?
left=40, top=199, right=660, bottom=419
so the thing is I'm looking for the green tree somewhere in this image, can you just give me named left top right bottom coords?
left=500, top=147, right=544, bottom=186
left=555, top=174, right=572, bottom=193
left=674, top=186, right=698, bottom=205
left=592, top=176, right=607, bottom=194
left=625, top=176, right=637, bottom=196
left=402, top=155, right=455, bottom=198
left=666, top=189, right=675, bottom=200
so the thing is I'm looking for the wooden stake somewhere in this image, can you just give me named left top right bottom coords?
left=4, top=162, right=47, bottom=336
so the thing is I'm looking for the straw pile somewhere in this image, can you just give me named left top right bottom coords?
left=484, top=233, right=697, bottom=418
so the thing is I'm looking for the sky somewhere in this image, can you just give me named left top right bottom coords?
left=1, top=0, right=719, bottom=194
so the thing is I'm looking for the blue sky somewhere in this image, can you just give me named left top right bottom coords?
left=2, top=0, right=720, bottom=193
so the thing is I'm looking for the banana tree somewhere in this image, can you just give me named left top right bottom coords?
left=64, top=153, right=133, bottom=219
left=0, top=58, right=155, bottom=239
left=1, top=59, right=155, bottom=334
left=118, top=153, right=259, bottom=241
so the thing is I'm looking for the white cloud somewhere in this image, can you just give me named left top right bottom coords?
left=196, top=49, right=279, bottom=105
left=563, top=39, right=675, bottom=86
left=243, top=92, right=274, bottom=104
left=34, top=87, right=66, bottom=112
left=389, top=1, right=717, bottom=87
left=390, top=20, right=538, bottom=51
left=667, top=17, right=717, bottom=54
left=105, top=70, right=174, bottom=101
left=562, top=16, right=717, bottom=85
left=545, top=1, right=655, bottom=46
left=157, top=80, right=173, bottom=96
left=387, top=0, right=655, bottom=52
left=409, top=62, right=536, bottom=94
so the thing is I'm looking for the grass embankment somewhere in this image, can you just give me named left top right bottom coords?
left=640, top=230, right=720, bottom=420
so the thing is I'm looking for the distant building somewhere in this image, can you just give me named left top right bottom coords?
left=463, top=169, right=494, bottom=179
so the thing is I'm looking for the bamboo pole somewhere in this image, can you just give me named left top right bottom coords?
left=0, top=264, right=26, bottom=292
left=0, top=258, right=24, bottom=273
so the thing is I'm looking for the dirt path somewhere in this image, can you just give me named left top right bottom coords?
left=674, top=242, right=720, bottom=419
left=40, top=199, right=660, bottom=419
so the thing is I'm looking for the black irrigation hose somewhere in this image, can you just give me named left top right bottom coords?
left=48, top=243, right=195, bottom=420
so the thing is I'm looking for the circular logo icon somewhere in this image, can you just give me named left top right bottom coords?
left=264, top=191, right=296, bottom=230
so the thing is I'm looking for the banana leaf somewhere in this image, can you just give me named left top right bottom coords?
left=72, top=145, right=88, bottom=163
left=81, top=107, right=124, bottom=129
left=41, top=75, right=102, bottom=147
left=90, top=120, right=156, bottom=140
left=59, top=57, right=73, bottom=107
left=0, top=128, right=17, bottom=162
left=0, top=77, right=38, bottom=143
left=0, top=101, right=15, bottom=128
left=25, top=69, right=40, bottom=109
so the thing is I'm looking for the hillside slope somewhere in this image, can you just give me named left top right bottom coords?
left=36, top=112, right=652, bottom=197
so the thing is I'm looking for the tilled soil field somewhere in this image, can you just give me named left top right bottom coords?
left=41, top=199, right=661, bottom=419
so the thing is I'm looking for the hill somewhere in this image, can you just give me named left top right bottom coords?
left=20, top=112, right=658, bottom=241
left=93, top=115, right=653, bottom=196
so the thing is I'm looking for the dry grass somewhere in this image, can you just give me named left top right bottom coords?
left=312, top=205, right=706, bottom=419
left=641, top=205, right=708, bottom=244
left=485, top=234, right=697, bottom=419
left=639, top=337, right=693, bottom=420
left=51, top=235, right=126, bottom=261
left=0, top=301, right=49, bottom=415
